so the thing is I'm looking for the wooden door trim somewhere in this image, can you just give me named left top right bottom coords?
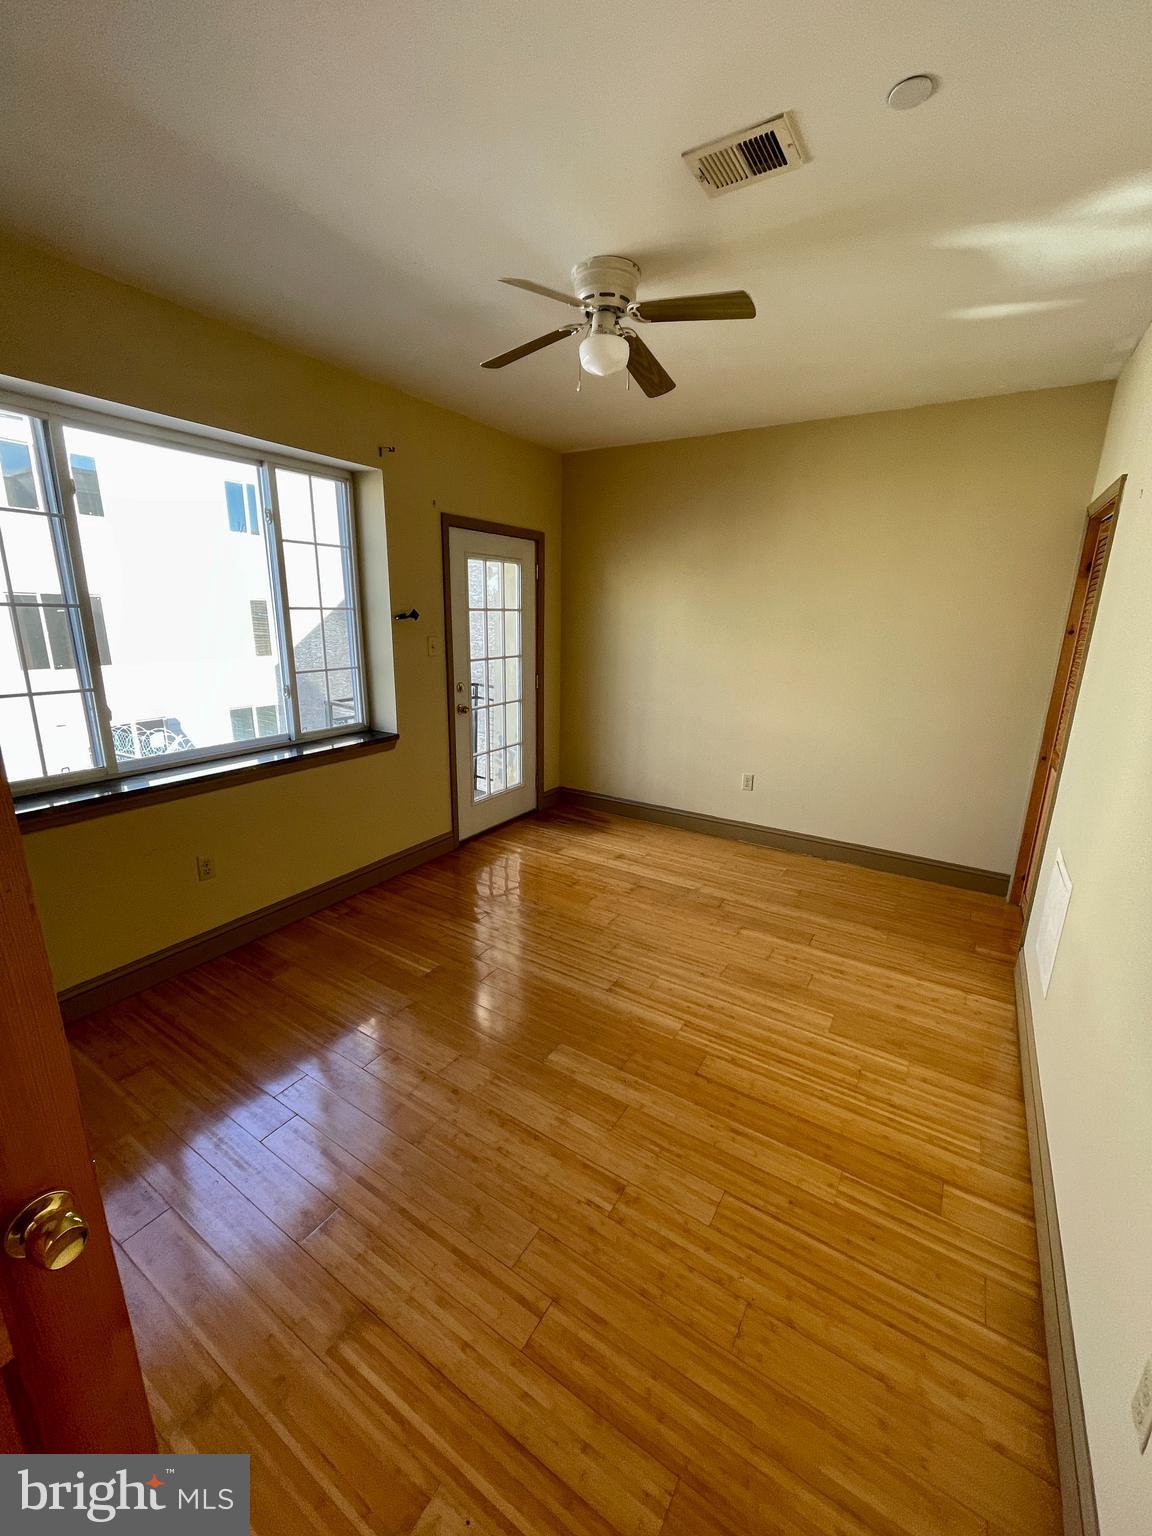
left=1011, top=476, right=1126, bottom=911
left=1086, top=475, right=1127, bottom=520
left=440, top=514, right=545, bottom=845
left=0, top=772, right=155, bottom=1451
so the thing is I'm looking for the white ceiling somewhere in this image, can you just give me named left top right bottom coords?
left=3, top=0, right=1152, bottom=452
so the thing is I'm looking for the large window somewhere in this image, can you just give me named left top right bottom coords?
left=0, top=398, right=367, bottom=792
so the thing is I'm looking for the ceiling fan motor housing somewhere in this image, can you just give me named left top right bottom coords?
left=571, top=255, right=640, bottom=315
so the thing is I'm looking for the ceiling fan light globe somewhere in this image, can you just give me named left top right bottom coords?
left=579, top=331, right=629, bottom=377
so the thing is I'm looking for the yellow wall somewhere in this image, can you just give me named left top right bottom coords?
left=1022, top=324, right=1152, bottom=1534
left=562, top=384, right=1113, bottom=873
left=0, top=233, right=561, bottom=989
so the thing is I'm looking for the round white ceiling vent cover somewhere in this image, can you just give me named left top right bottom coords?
left=887, top=75, right=936, bottom=110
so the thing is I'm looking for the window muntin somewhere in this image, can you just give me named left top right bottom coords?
left=467, top=556, right=524, bottom=803
left=0, top=399, right=366, bottom=792
left=275, top=467, right=364, bottom=736
left=0, top=410, right=101, bottom=783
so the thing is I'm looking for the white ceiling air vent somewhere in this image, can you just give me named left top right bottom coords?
left=682, top=112, right=805, bottom=198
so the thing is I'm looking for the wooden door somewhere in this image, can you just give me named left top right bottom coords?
left=1012, top=478, right=1125, bottom=915
left=0, top=770, right=154, bottom=1451
left=444, top=520, right=542, bottom=841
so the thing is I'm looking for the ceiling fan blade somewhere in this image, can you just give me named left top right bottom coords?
left=631, top=290, right=756, bottom=323
left=481, top=327, right=579, bottom=369
left=500, top=277, right=582, bottom=308
left=626, top=332, right=676, bottom=398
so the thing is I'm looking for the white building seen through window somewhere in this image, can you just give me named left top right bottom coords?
left=0, top=398, right=367, bottom=791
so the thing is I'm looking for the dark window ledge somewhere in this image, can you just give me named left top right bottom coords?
left=15, top=730, right=399, bottom=832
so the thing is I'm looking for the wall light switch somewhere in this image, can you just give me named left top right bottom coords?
left=1132, top=1357, right=1152, bottom=1453
left=427, top=634, right=443, bottom=657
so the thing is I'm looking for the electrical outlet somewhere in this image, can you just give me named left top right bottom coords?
left=1132, top=1358, right=1152, bottom=1453
left=741, top=773, right=755, bottom=792
left=195, top=854, right=216, bottom=883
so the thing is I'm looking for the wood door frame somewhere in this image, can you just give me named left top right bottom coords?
left=440, top=514, right=545, bottom=845
left=1011, top=476, right=1126, bottom=911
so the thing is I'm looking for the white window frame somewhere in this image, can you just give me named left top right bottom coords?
left=0, top=386, right=370, bottom=794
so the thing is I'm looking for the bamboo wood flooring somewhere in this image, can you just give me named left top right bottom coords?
left=69, top=807, right=1058, bottom=1536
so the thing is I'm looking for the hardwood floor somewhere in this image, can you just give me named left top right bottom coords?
left=69, top=807, right=1059, bottom=1536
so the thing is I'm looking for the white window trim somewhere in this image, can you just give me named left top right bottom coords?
left=0, top=383, right=372, bottom=795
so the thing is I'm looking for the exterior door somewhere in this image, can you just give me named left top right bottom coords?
left=1012, top=478, right=1125, bottom=915
left=0, top=770, right=155, bottom=1451
left=447, top=524, right=539, bottom=839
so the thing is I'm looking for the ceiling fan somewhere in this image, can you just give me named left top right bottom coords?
left=481, top=255, right=756, bottom=397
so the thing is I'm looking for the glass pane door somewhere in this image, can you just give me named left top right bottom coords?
left=450, top=525, right=537, bottom=841
left=467, top=555, right=525, bottom=802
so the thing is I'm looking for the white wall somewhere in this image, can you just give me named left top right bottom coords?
left=1022, top=324, right=1152, bottom=1534
left=562, top=384, right=1113, bottom=873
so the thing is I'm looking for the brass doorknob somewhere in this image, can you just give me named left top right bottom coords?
left=456, top=703, right=470, bottom=714
left=4, top=1189, right=89, bottom=1272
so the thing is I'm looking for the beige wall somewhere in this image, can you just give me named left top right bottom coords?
left=562, top=385, right=1113, bottom=873
left=0, top=233, right=561, bottom=989
left=1022, top=325, right=1152, bottom=1534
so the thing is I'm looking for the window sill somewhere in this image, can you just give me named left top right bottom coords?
left=15, top=730, right=399, bottom=832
